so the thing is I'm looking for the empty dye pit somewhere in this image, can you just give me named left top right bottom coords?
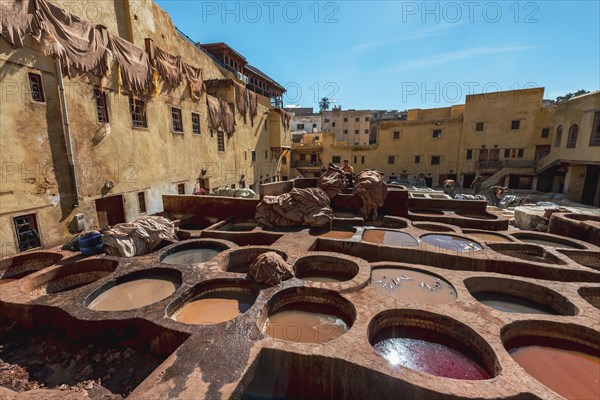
left=172, top=291, right=256, bottom=324
left=264, top=302, right=350, bottom=343
left=466, top=232, right=512, bottom=243
left=517, top=237, right=581, bottom=249
left=471, top=292, right=555, bottom=314
left=162, top=247, right=223, bottom=264
left=87, top=275, right=179, bottom=311
left=372, top=334, right=490, bottom=380
left=299, top=273, right=348, bottom=283
left=420, top=234, right=483, bottom=252
left=371, top=268, right=456, bottom=305
left=362, top=230, right=419, bottom=247
left=509, top=345, right=600, bottom=399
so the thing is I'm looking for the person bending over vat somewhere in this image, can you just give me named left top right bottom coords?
left=488, top=186, right=508, bottom=207
left=443, top=179, right=456, bottom=198
left=342, top=159, right=354, bottom=188
left=470, top=175, right=482, bottom=195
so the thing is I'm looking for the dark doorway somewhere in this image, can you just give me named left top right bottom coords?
left=463, top=174, right=475, bottom=189
left=536, top=174, right=553, bottom=192
left=425, top=177, right=433, bottom=187
left=582, top=166, right=600, bottom=206
left=95, top=195, right=125, bottom=228
left=508, top=175, right=520, bottom=189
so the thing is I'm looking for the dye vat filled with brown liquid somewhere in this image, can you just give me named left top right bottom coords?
left=421, top=234, right=483, bottom=252
left=172, top=291, right=256, bottom=324
left=466, top=232, right=512, bottom=243
left=510, top=345, right=600, bottom=399
left=315, top=230, right=355, bottom=240
left=472, top=292, right=555, bottom=314
left=371, top=268, right=456, bottom=305
left=362, top=230, right=419, bottom=246
left=518, top=237, right=580, bottom=249
left=264, top=302, right=350, bottom=343
left=87, top=275, right=179, bottom=311
left=372, top=329, right=490, bottom=380
left=162, top=247, right=222, bottom=264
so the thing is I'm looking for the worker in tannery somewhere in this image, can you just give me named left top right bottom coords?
left=342, top=159, right=354, bottom=188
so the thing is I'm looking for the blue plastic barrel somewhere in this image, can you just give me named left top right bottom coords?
left=79, top=232, right=104, bottom=256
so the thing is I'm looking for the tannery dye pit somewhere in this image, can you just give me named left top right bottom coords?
left=1, top=161, right=599, bottom=400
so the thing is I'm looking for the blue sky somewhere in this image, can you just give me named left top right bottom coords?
left=156, top=1, right=600, bottom=110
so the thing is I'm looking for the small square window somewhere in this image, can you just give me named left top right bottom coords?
left=28, top=73, right=45, bottom=102
left=354, top=130, right=359, bottom=134
left=297, top=123, right=305, bottom=129
left=388, top=156, right=395, bottom=164
left=511, top=120, right=520, bottom=130
left=312, top=123, right=317, bottom=128
left=476, top=122, right=484, bottom=131
left=365, top=117, right=370, bottom=122
left=393, top=131, right=400, bottom=139
left=343, top=117, right=348, bottom=122
left=13, top=213, right=41, bottom=252
left=177, top=183, right=185, bottom=194
left=466, top=149, right=473, bottom=160
left=130, top=97, right=147, bottom=128
left=431, top=156, right=440, bottom=165
left=332, top=156, right=341, bottom=164
left=517, top=149, right=524, bottom=158
left=415, top=155, right=421, bottom=164
left=94, top=89, right=109, bottom=123
left=541, top=128, right=550, bottom=138
left=192, top=112, right=201, bottom=134
left=217, top=131, right=225, bottom=152
left=364, top=129, right=369, bottom=134
left=138, top=192, right=147, bottom=214
left=324, top=118, right=330, bottom=123
left=343, top=129, right=348, bottom=134
left=504, top=149, right=510, bottom=158
left=171, top=107, right=183, bottom=133
left=355, top=117, right=360, bottom=122
left=332, top=122, right=336, bottom=127
left=432, top=129, right=442, bottom=138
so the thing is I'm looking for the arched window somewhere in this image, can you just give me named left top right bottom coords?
left=566, top=124, right=579, bottom=148
left=554, top=125, right=562, bottom=147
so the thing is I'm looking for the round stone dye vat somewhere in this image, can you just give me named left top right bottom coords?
left=160, top=240, right=230, bottom=265
left=503, top=323, right=600, bottom=400
left=362, top=229, right=419, bottom=247
left=85, top=269, right=181, bottom=312
left=510, top=232, right=586, bottom=250
left=465, top=277, right=576, bottom=316
left=169, top=280, right=258, bottom=325
left=262, top=288, right=355, bottom=343
left=369, top=310, right=497, bottom=380
left=371, top=267, right=456, bottom=305
left=578, top=287, right=600, bottom=310
left=420, top=234, right=483, bottom=252
left=464, top=231, right=513, bottom=243
left=23, top=258, right=119, bottom=295
left=0, top=251, right=63, bottom=284
left=294, top=255, right=359, bottom=283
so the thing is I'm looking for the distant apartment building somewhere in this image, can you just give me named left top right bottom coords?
left=537, top=91, right=600, bottom=206
left=292, top=88, right=599, bottom=205
left=321, top=108, right=372, bottom=145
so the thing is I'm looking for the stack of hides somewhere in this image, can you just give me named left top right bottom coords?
left=255, top=188, right=333, bottom=228
left=353, top=170, right=388, bottom=219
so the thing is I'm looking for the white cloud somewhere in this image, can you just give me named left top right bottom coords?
left=382, top=46, right=536, bottom=73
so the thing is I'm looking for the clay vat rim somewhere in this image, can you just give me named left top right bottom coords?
left=367, top=309, right=500, bottom=380
left=463, top=276, right=577, bottom=316
left=165, top=277, right=261, bottom=324
left=22, top=258, right=120, bottom=296
left=83, top=267, right=182, bottom=311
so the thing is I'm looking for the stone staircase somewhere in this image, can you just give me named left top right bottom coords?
left=481, top=166, right=536, bottom=189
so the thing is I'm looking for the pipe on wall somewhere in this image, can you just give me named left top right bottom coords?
left=55, top=57, right=80, bottom=208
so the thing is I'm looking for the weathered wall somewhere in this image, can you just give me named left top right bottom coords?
left=0, top=0, right=287, bottom=254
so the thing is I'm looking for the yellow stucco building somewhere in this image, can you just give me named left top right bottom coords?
left=0, top=0, right=289, bottom=253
